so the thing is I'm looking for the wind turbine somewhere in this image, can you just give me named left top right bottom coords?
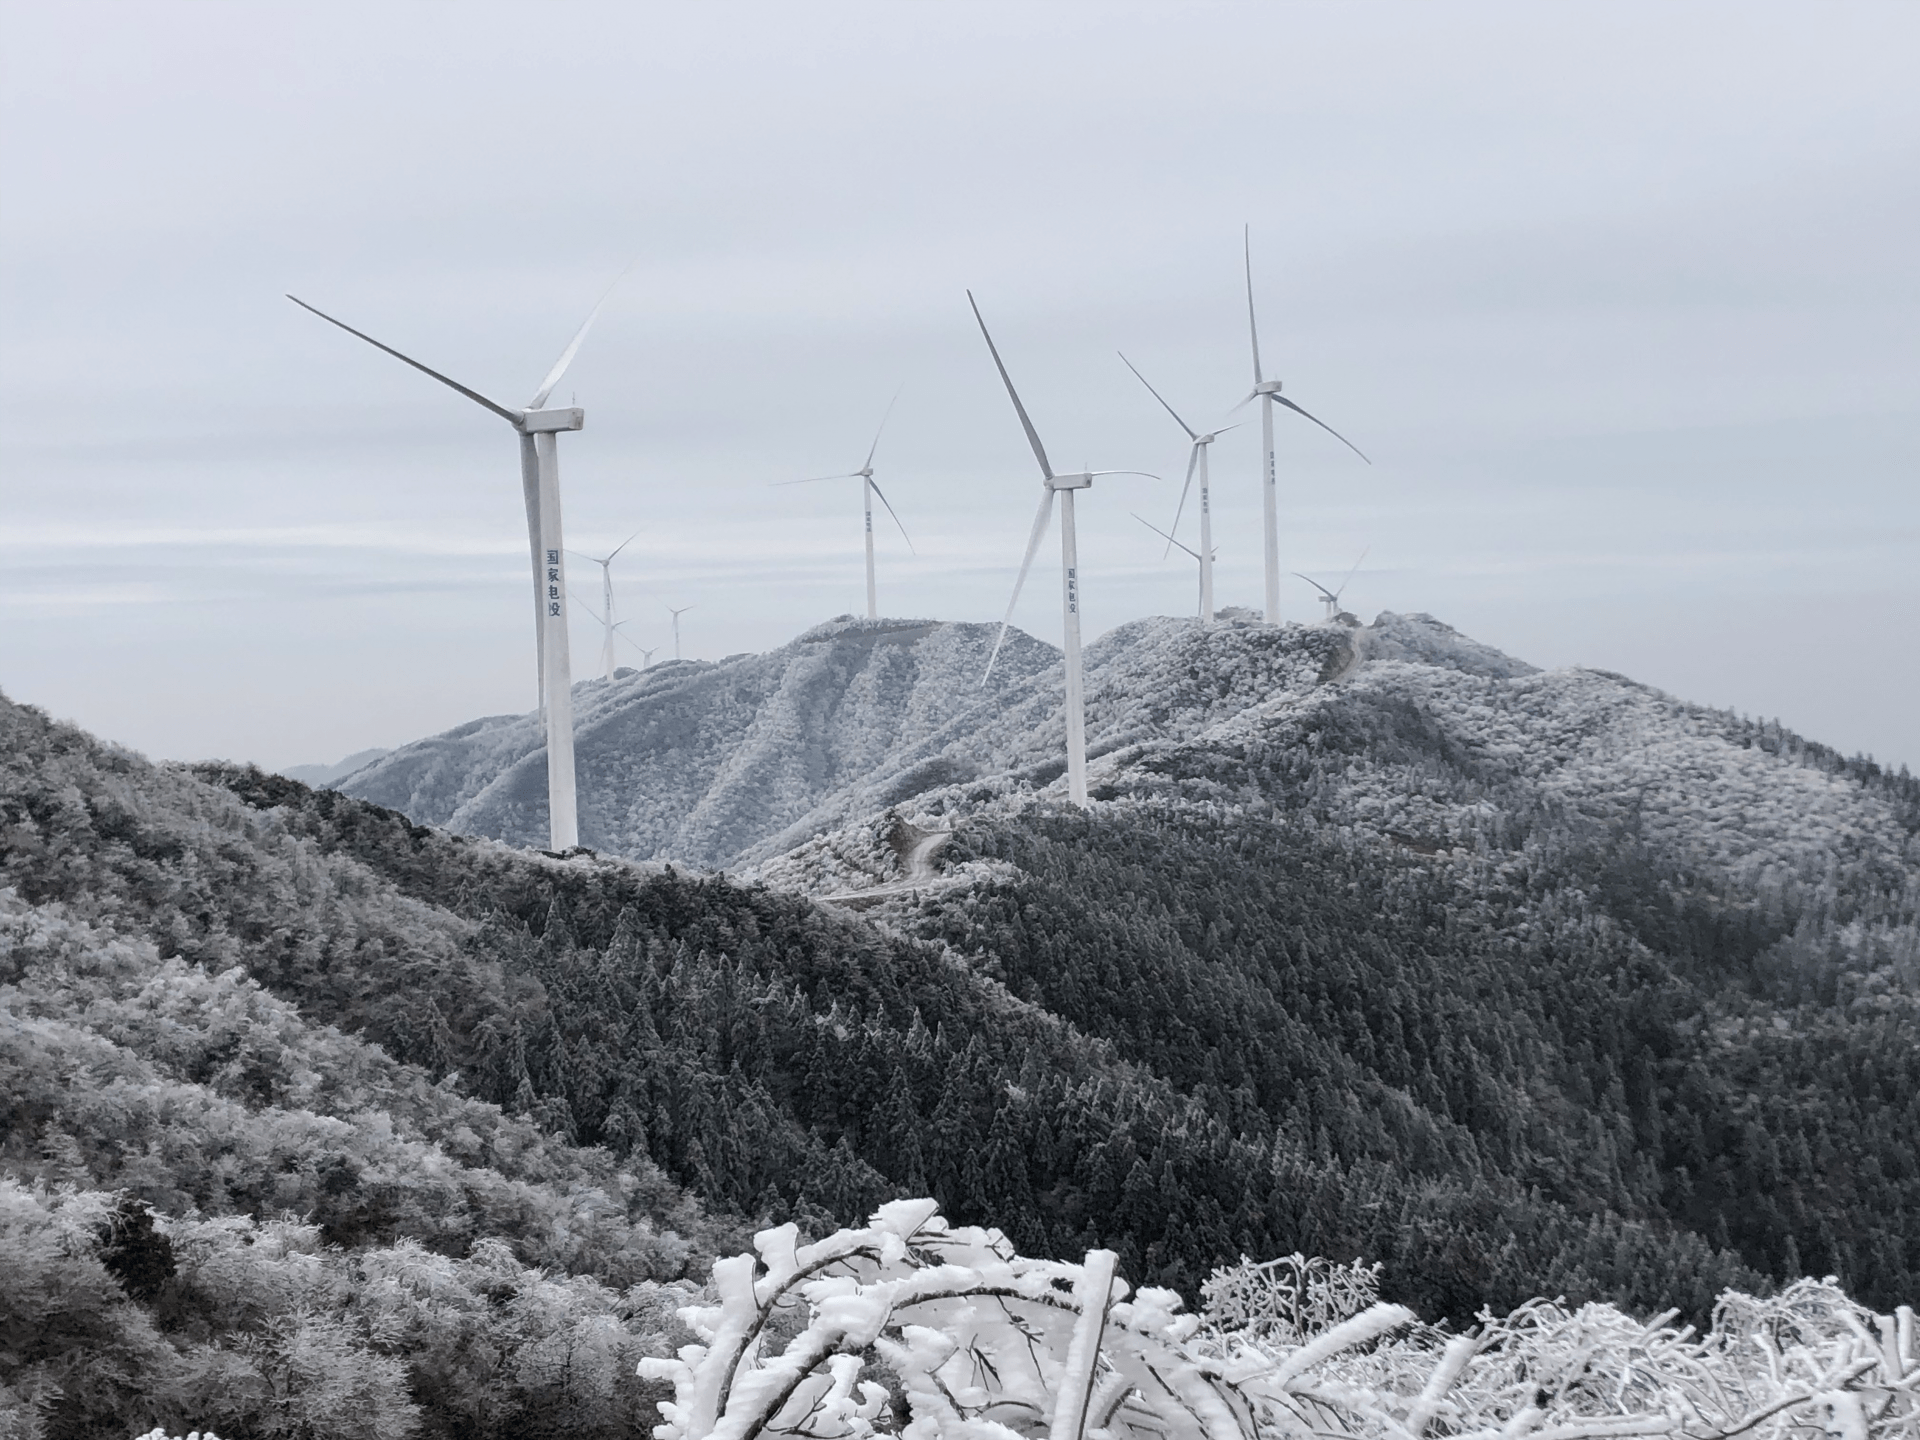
left=1119, top=353, right=1235, bottom=623
left=570, top=587, right=645, bottom=679
left=1238, top=226, right=1371, bottom=623
left=971, top=292, right=1155, bottom=808
left=665, top=603, right=694, bottom=661
left=1294, top=548, right=1370, bottom=622
left=1133, top=514, right=1217, bottom=618
left=776, top=394, right=914, bottom=619
left=573, top=532, right=638, bottom=682
left=287, top=271, right=628, bottom=852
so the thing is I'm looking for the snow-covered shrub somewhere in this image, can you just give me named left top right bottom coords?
left=1200, top=1253, right=1385, bottom=1344
left=642, top=1203, right=1919, bottom=1440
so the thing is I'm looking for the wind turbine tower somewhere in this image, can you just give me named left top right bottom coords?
left=666, top=603, right=694, bottom=661
left=972, top=292, right=1154, bottom=808
left=1133, top=513, right=1217, bottom=618
left=1294, top=549, right=1369, bottom=623
left=575, top=532, right=637, bottom=682
left=288, top=274, right=627, bottom=852
left=778, top=394, right=914, bottom=619
left=1119, top=353, right=1234, bottom=623
left=1239, top=227, right=1371, bottom=623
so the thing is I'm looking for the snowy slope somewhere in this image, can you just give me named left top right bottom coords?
left=339, top=616, right=1059, bottom=865
left=340, top=609, right=1352, bottom=866
left=1094, top=612, right=1915, bottom=890
left=340, top=608, right=1916, bottom=903
left=748, top=611, right=1918, bottom=915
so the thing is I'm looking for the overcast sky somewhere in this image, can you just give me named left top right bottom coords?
left=2, top=1, right=1915, bottom=773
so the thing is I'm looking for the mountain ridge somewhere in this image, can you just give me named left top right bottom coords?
left=334, top=610, right=1540, bottom=866
left=334, top=608, right=1912, bottom=893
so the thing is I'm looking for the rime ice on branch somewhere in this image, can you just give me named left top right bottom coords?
left=639, top=1203, right=1918, bottom=1440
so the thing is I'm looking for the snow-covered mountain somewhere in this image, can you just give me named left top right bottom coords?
left=279, top=745, right=390, bottom=788
left=759, top=611, right=1917, bottom=914
left=338, top=610, right=1916, bottom=902
left=8, top=605, right=1917, bottom=1353
left=337, top=615, right=1059, bottom=865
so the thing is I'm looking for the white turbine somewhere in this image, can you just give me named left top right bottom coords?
left=776, top=393, right=914, bottom=619
left=571, top=589, right=651, bottom=677
left=666, top=603, right=693, bottom=661
left=573, top=532, right=638, bottom=682
left=1294, top=547, right=1370, bottom=622
left=1119, top=353, right=1237, bottom=624
left=1238, top=227, right=1371, bottom=623
left=1132, top=513, right=1217, bottom=619
left=288, top=272, right=628, bottom=852
left=972, top=292, right=1155, bottom=809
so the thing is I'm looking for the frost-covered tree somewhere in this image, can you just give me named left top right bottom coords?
left=641, top=1203, right=1919, bottom=1440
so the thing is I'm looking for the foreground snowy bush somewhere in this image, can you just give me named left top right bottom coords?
left=640, top=1202, right=1918, bottom=1440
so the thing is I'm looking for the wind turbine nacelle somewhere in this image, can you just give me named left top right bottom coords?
left=521, top=407, right=585, bottom=434
left=1046, top=472, right=1095, bottom=491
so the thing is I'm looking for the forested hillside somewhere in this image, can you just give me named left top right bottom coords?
left=4, top=601, right=1918, bottom=1436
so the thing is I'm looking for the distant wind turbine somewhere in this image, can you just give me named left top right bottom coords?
left=666, top=603, right=694, bottom=661
left=1294, top=548, right=1370, bottom=622
left=287, top=267, right=629, bottom=851
left=1119, top=353, right=1236, bottom=623
left=1133, top=514, right=1217, bottom=619
left=571, top=588, right=651, bottom=677
left=972, top=292, right=1155, bottom=808
left=1238, top=227, right=1370, bottom=624
left=573, top=532, right=638, bottom=682
left=776, top=393, right=914, bottom=619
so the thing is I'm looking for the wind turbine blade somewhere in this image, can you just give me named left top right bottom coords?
left=982, top=488, right=1055, bottom=685
left=1274, top=395, right=1372, bottom=463
left=1244, top=225, right=1264, bottom=386
left=774, top=473, right=861, bottom=486
left=1087, top=470, right=1160, bottom=479
left=863, top=387, right=903, bottom=471
left=1228, top=391, right=1256, bottom=414
left=286, top=296, right=520, bottom=423
left=967, top=291, right=1054, bottom=480
left=1333, top=545, right=1370, bottom=601
left=1152, top=445, right=1198, bottom=556
left=1164, top=446, right=1201, bottom=558
left=606, top=530, right=640, bottom=564
left=570, top=590, right=608, bottom=626
left=867, top=478, right=916, bottom=554
left=1291, top=572, right=1338, bottom=604
left=1117, top=353, right=1196, bottom=440
left=1134, top=512, right=1199, bottom=561
left=527, top=258, right=636, bottom=409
